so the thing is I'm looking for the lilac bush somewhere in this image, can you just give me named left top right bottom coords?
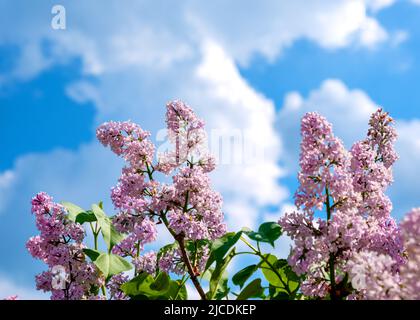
left=279, top=109, right=418, bottom=300
left=21, top=101, right=420, bottom=300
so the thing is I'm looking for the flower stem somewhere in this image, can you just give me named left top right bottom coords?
left=160, top=214, right=207, bottom=300
left=175, top=234, right=207, bottom=300
left=90, top=221, right=107, bottom=298
left=240, top=236, right=291, bottom=295
left=325, top=187, right=337, bottom=300
left=173, top=274, right=189, bottom=300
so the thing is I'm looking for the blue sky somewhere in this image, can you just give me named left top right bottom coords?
left=1, top=0, right=420, bottom=298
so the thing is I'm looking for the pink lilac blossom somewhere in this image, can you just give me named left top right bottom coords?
left=350, top=110, right=403, bottom=266
left=280, top=112, right=357, bottom=298
left=346, top=208, right=420, bottom=300
left=156, top=100, right=208, bottom=175
left=133, top=251, right=157, bottom=275
left=347, top=250, right=401, bottom=300
left=399, top=208, right=420, bottom=299
left=168, top=167, right=226, bottom=240
left=107, top=273, right=129, bottom=300
left=97, top=100, right=226, bottom=275
left=158, top=245, right=209, bottom=276
left=158, top=249, right=186, bottom=276
left=112, top=218, right=157, bottom=257
left=279, top=109, right=404, bottom=299
left=27, top=192, right=103, bottom=300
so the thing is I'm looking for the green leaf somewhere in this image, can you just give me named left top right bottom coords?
left=83, top=248, right=101, bottom=262
left=206, top=232, right=242, bottom=269
left=214, top=277, right=230, bottom=300
left=94, top=253, right=132, bottom=278
left=260, top=254, right=300, bottom=295
left=258, top=222, right=282, bottom=245
left=121, top=272, right=172, bottom=299
left=91, top=204, right=124, bottom=250
left=150, top=272, right=170, bottom=292
left=283, top=265, right=300, bottom=293
left=272, top=291, right=290, bottom=300
left=175, top=283, right=188, bottom=300
left=121, top=273, right=151, bottom=296
left=75, top=210, right=97, bottom=224
left=166, top=280, right=188, bottom=300
left=260, top=254, right=283, bottom=288
left=244, top=222, right=282, bottom=246
left=275, top=258, right=288, bottom=269
left=236, top=278, right=264, bottom=300
left=232, top=264, right=258, bottom=289
left=208, top=248, right=235, bottom=299
left=61, top=202, right=85, bottom=222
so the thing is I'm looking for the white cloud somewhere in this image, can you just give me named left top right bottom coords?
left=0, top=275, right=45, bottom=300
left=389, top=30, right=409, bottom=47
left=0, top=41, right=286, bottom=233
left=0, top=0, right=396, bottom=81
left=263, top=203, right=296, bottom=223
left=194, top=41, right=288, bottom=210
left=0, top=170, right=15, bottom=212
left=356, top=17, right=388, bottom=48
left=0, top=170, right=14, bottom=189
left=187, top=0, right=393, bottom=64
left=365, top=0, right=396, bottom=12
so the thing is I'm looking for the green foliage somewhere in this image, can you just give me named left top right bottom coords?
left=121, top=272, right=188, bottom=300
left=94, top=253, right=132, bottom=279
left=208, top=248, right=236, bottom=299
left=237, top=278, right=264, bottom=300
left=62, top=201, right=97, bottom=224
left=260, top=254, right=300, bottom=298
left=61, top=202, right=86, bottom=222
left=232, top=264, right=258, bottom=289
left=64, top=201, right=302, bottom=301
left=91, top=204, right=125, bottom=251
left=206, top=231, right=242, bottom=269
left=83, top=248, right=101, bottom=262
left=75, top=210, right=97, bottom=224
left=243, top=222, right=282, bottom=246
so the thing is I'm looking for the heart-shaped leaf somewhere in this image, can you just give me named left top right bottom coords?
left=94, top=253, right=132, bottom=278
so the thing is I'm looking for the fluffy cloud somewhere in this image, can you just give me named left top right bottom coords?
left=0, top=0, right=397, bottom=82
left=278, top=79, right=420, bottom=219
left=187, top=0, right=392, bottom=63
left=0, top=41, right=286, bottom=233
left=0, top=275, right=46, bottom=299
left=0, top=170, right=15, bottom=212
left=365, top=0, right=396, bottom=12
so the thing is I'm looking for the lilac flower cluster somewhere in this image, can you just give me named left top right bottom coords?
left=347, top=208, right=420, bottom=300
left=133, top=251, right=157, bottom=275
left=158, top=245, right=210, bottom=276
left=96, top=100, right=226, bottom=278
left=107, top=273, right=129, bottom=300
left=398, top=208, right=420, bottom=299
left=347, top=250, right=400, bottom=300
left=26, top=192, right=103, bottom=300
left=279, top=109, right=404, bottom=299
